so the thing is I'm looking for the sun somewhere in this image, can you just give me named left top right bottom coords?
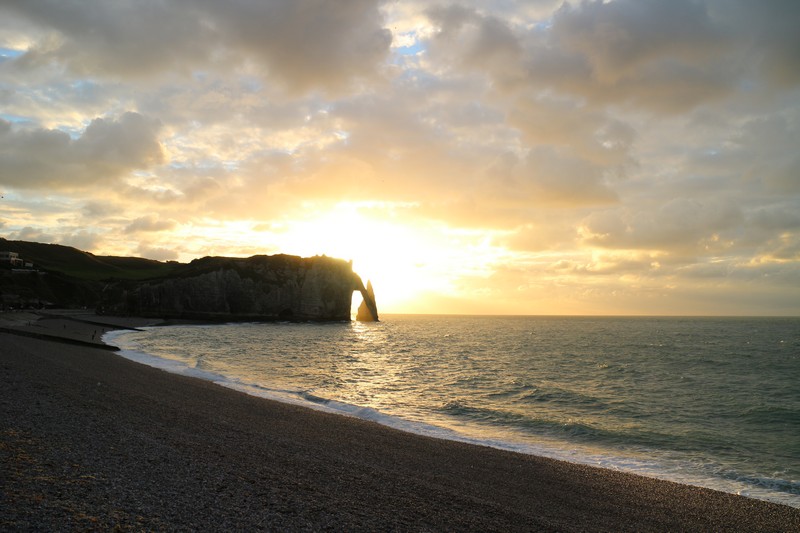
left=270, top=202, right=454, bottom=313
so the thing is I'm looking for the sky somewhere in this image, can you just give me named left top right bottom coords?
left=1, top=0, right=799, bottom=316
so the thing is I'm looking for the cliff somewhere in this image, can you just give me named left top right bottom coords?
left=1, top=239, right=377, bottom=321
left=99, top=254, right=376, bottom=322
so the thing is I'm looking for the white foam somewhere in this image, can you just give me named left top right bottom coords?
left=104, top=329, right=224, bottom=381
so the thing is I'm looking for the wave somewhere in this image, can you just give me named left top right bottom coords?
left=103, top=321, right=800, bottom=509
left=438, top=398, right=655, bottom=444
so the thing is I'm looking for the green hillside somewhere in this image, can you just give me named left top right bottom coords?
left=0, top=238, right=179, bottom=280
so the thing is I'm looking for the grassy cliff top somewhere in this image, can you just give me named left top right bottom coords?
left=0, top=238, right=179, bottom=281
left=1, top=239, right=351, bottom=282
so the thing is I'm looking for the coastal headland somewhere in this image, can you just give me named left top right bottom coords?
left=0, top=238, right=378, bottom=322
left=2, top=313, right=799, bottom=531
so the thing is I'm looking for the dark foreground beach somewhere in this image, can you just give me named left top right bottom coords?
left=2, top=314, right=799, bottom=531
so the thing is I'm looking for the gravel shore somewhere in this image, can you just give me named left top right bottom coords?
left=2, top=314, right=799, bottom=531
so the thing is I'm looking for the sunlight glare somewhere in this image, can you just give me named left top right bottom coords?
left=272, top=203, right=457, bottom=312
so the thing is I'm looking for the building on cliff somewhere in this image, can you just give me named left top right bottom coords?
left=0, top=251, right=24, bottom=267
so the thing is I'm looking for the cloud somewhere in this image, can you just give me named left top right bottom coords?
left=551, top=0, right=726, bottom=85
left=547, top=0, right=800, bottom=110
left=10, top=226, right=55, bottom=243
left=708, top=0, right=800, bottom=88
left=501, top=214, right=581, bottom=252
left=59, top=230, right=102, bottom=251
left=757, top=233, right=800, bottom=263
left=211, top=0, right=392, bottom=93
left=426, top=5, right=523, bottom=81
left=750, top=204, right=800, bottom=232
left=737, top=115, right=800, bottom=194
left=136, top=243, right=179, bottom=262
left=81, top=201, right=118, bottom=218
left=579, top=198, right=743, bottom=252
left=3, top=0, right=391, bottom=94
left=0, top=112, right=163, bottom=190
left=425, top=0, right=800, bottom=114
left=124, top=215, right=177, bottom=234
left=501, top=147, right=619, bottom=207
left=507, top=96, right=635, bottom=166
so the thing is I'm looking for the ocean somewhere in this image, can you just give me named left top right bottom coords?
left=104, top=315, right=800, bottom=508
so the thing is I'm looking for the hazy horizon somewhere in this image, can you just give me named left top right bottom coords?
left=1, top=1, right=799, bottom=316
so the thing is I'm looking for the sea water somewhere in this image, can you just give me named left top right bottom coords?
left=105, top=315, right=800, bottom=508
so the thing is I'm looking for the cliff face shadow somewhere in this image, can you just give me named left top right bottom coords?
left=100, top=254, right=375, bottom=322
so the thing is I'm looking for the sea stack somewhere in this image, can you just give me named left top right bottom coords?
left=356, top=280, right=378, bottom=322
